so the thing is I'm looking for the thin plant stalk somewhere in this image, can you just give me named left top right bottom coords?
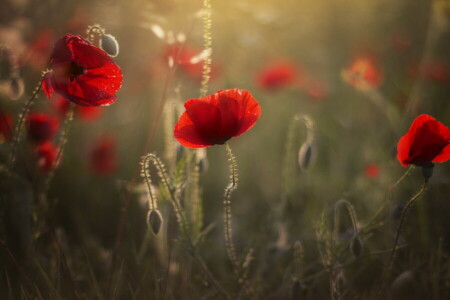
left=223, top=143, right=239, bottom=272
left=379, top=181, right=428, bottom=297
left=7, top=75, right=45, bottom=175
left=44, top=104, right=75, bottom=190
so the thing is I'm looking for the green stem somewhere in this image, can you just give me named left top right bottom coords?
left=44, top=104, right=75, bottom=191
left=7, top=76, right=44, bottom=175
left=380, top=181, right=428, bottom=296
left=389, top=165, right=414, bottom=190
left=224, top=143, right=239, bottom=271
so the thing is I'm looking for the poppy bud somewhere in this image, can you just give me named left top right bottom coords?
left=421, top=162, right=434, bottom=181
left=350, top=236, right=363, bottom=257
left=298, top=142, right=315, bottom=171
left=147, top=209, right=163, bottom=235
left=8, top=77, right=24, bottom=100
left=100, top=34, right=119, bottom=57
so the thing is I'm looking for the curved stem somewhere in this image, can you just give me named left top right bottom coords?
left=86, top=24, right=105, bottom=43
left=44, top=104, right=75, bottom=191
left=7, top=76, right=44, bottom=175
left=389, top=165, right=414, bottom=190
left=224, top=143, right=239, bottom=271
left=379, top=181, right=428, bottom=296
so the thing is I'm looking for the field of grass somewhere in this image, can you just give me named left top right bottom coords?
left=0, top=0, right=450, bottom=299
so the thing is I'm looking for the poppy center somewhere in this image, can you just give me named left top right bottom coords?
left=68, top=61, right=87, bottom=81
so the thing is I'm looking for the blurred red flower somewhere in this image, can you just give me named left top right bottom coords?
left=0, top=112, right=13, bottom=142
left=27, top=113, right=59, bottom=144
left=390, top=31, right=412, bottom=52
left=305, top=79, right=328, bottom=101
left=174, top=89, right=261, bottom=148
left=52, top=96, right=102, bottom=122
left=256, top=61, right=301, bottom=90
left=342, top=55, right=383, bottom=90
left=35, top=142, right=58, bottom=172
left=43, top=34, right=123, bottom=106
left=89, top=136, right=117, bottom=175
left=397, top=114, right=450, bottom=166
left=25, top=28, right=54, bottom=70
left=164, top=43, right=219, bottom=81
left=364, top=163, right=380, bottom=178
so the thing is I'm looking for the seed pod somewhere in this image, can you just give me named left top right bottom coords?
left=147, top=209, right=163, bottom=235
left=8, top=77, right=24, bottom=100
left=298, top=142, right=315, bottom=171
left=147, top=209, right=163, bottom=234
left=421, top=162, right=434, bottom=181
left=350, top=236, right=363, bottom=257
left=100, top=34, right=119, bottom=57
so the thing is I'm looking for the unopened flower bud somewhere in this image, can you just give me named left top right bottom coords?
left=147, top=209, right=163, bottom=235
left=298, top=142, right=316, bottom=171
left=100, top=34, right=119, bottom=57
left=8, top=77, right=24, bottom=100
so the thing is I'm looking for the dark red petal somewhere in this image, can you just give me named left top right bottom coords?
left=408, top=115, right=450, bottom=162
left=231, top=89, right=261, bottom=137
left=433, top=144, right=450, bottom=163
left=42, top=72, right=55, bottom=99
left=50, top=34, right=74, bottom=64
left=396, top=132, right=412, bottom=166
left=174, top=111, right=215, bottom=148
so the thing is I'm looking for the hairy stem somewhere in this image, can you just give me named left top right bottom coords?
left=7, top=76, right=44, bottom=175
left=224, top=143, right=239, bottom=271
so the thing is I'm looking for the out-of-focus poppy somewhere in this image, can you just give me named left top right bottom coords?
left=35, top=142, right=58, bottom=172
left=0, top=112, right=13, bottom=142
left=255, top=61, right=301, bottom=90
left=342, top=55, right=383, bottom=90
left=27, top=113, right=59, bottom=144
left=305, top=79, right=328, bottom=101
left=164, top=43, right=219, bottom=81
left=174, top=89, right=261, bottom=148
left=25, top=28, right=54, bottom=70
left=52, top=96, right=102, bottom=122
left=89, top=136, right=117, bottom=175
left=397, top=114, right=450, bottom=166
left=364, top=163, right=380, bottom=178
left=42, top=34, right=123, bottom=106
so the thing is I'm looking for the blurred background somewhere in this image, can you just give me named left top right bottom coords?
left=0, top=0, right=449, bottom=299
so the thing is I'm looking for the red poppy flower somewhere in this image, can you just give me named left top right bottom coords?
left=397, top=114, right=450, bottom=166
left=174, top=89, right=261, bottom=148
left=342, top=55, right=383, bottom=90
left=42, top=34, right=123, bottom=106
left=256, top=61, right=301, bottom=90
left=35, top=142, right=58, bottom=172
left=27, top=113, right=59, bottom=143
left=0, top=112, right=13, bottom=142
left=89, top=136, right=117, bottom=175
